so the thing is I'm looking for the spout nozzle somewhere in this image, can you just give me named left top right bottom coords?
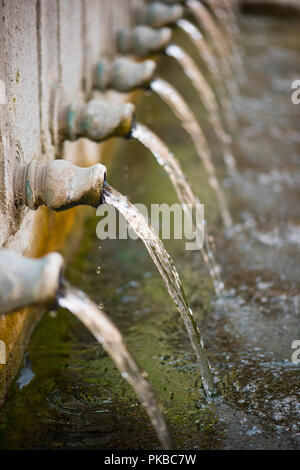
left=0, top=250, right=64, bottom=315
left=96, top=58, right=156, bottom=92
left=14, top=160, right=107, bottom=211
left=136, top=2, right=184, bottom=28
left=117, top=26, right=172, bottom=57
left=67, top=100, right=135, bottom=142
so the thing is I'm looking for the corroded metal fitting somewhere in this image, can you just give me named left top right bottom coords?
left=96, top=57, right=156, bottom=92
left=14, top=160, right=106, bottom=211
left=67, top=100, right=135, bottom=141
left=0, top=250, right=64, bottom=314
left=136, top=2, right=184, bottom=28
left=117, top=26, right=172, bottom=57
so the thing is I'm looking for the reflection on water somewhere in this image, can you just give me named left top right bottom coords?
left=0, top=15, right=299, bottom=450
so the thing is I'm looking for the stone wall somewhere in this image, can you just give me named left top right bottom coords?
left=0, top=0, right=143, bottom=403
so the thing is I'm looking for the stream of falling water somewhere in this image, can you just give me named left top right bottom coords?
left=176, top=18, right=237, bottom=132
left=166, top=44, right=233, bottom=151
left=165, top=44, right=237, bottom=176
left=131, top=123, right=224, bottom=296
left=188, top=0, right=244, bottom=77
left=57, top=281, right=172, bottom=449
left=208, top=0, right=240, bottom=36
left=187, top=0, right=239, bottom=90
left=103, top=183, right=214, bottom=397
left=151, top=78, right=234, bottom=226
left=217, top=0, right=240, bottom=31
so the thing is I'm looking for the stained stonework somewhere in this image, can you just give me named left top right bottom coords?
left=0, top=0, right=143, bottom=404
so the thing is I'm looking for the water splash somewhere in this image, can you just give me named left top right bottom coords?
left=57, top=281, right=173, bottom=449
left=151, top=78, right=233, bottom=227
left=176, top=18, right=237, bottom=132
left=103, top=184, right=215, bottom=397
left=132, top=123, right=224, bottom=296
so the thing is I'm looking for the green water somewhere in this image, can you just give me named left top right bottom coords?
left=0, top=15, right=299, bottom=449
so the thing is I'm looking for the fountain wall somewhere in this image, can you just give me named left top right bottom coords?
left=0, top=0, right=143, bottom=404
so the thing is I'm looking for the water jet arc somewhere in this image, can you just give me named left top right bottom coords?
left=176, top=18, right=238, bottom=132
left=103, top=183, right=215, bottom=397
left=165, top=44, right=233, bottom=150
left=131, top=123, right=225, bottom=296
left=151, top=78, right=233, bottom=227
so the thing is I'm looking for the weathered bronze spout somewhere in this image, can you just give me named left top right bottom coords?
left=14, top=160, right=106, bottom=211
left=0, top=250, right=64, bottom=315
left=95, top=57, right=156, bottom=92
left=66, top=100, right=135, bottom=141
left=136, top=2, right=184, bottom=28
left=117, top=26, right=172, bottom=57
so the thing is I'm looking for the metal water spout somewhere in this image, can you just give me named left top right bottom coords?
left=117, top=26, right=172, bottom=57
left=65, top=100, right=135, bottom=142
left=95, top=57, right=157, bottom=92
left=14, top=160, right=106, bottom=211
left=136, top=1, right=184, bottom=28
left=0, top=250, right=64, bottom=315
